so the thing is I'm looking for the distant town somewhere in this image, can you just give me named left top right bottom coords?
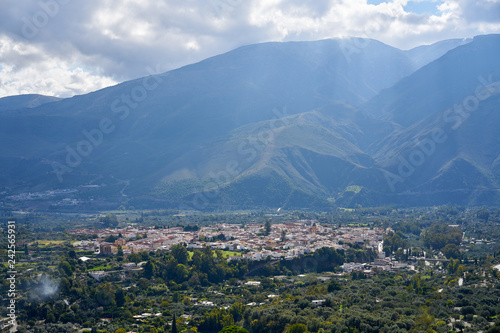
left=68, top=221, right=420, bottom=275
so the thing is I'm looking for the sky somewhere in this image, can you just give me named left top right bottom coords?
left=0, top=0, right=499, bottom=98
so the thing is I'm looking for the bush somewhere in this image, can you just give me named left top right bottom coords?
left=218, top=326, right=249, bottom=333
left=461, top=306, right=475, bottom=316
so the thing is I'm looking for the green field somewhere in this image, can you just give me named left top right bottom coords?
left=187, top=250, right=242, bottom=260
left=30, top=240, right=67, bottom=246
left=86, top=265, right=112, bottom=272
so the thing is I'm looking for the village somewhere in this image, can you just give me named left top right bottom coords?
left=71, top=222, right=380, bottom=257
left=68, top=221, right=416, bottom=277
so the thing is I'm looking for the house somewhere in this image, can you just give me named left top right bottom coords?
left=89, top=271, right=108, bottom=281
left=311, top=300, right=326, bottom=306
left=317, top=277, right=331, bottom=282
left=99, top=244, right=112, bottom=255
left=187, top=243, right=203, bottom=249
left=341, top=263, right=365, bottom=273
left=392, top=262, right=409, bottom=270
left=244, top=281, right=261, bottom=286
left=373, top=258, right=390, bottom=266
left=115, top=238, right=126, bottom=246
left=272, top=252, right=283, bottom=259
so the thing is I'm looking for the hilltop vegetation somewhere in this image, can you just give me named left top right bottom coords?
left=1, top=207, right=500, bottom=332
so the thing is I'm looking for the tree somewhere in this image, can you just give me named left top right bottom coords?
left=100, top=214, right=119, bottom=227
left=115, top=287, right=126, bottom=307
left=105, top=235, right=118, bottom=243
left=461, top=306, right=475, bottom=316
left=327, top=279, right=341, bottom=292
left=218, top=326, right=249, bottom=333
left=144, top=260, right=156, bottom=279
left=140, top=251, right=151, bottom=261
left=127, top=252, right=141, bottom=264
left=59, top=260, right=73, bottom=276
left=60, top=277, right=71, bottom=295
left=477, top=209, right=490, bottom=222
left=46, top=312, right=56, bottom=323
left=171, top=244, right=189, bottom=265
left=281, top=229, right=287, bottom=242
left=172, top=314, right=178, bottom=333
left=286, top=323, right=308, bottom=333
left=138, top=278, right=149, bottom=290
left=454, top=320, right=465, bottom=332
left=117, top=245, right=124, bottom=261
left=423, top=223, right=462, bottom=250
left=229, top=302, right=246, bottom=322
left=442, top=244, right=461, bottom=259
left=199, top=308, right=233, bottom=332
left=174, top=264, right=189, bottom=283
left=383, top=232, right=408, bottom=253
left=264, top=220, right=271, bottom=236
left=95, top=284, right=116, bottom=307
left=188, top=273, right=201, bottom=287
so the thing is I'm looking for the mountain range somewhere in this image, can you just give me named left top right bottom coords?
left=1, top=34, right=499, bottom=210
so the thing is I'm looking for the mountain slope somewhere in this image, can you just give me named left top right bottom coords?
left=370, top=76, right=500, bottom=206
left=151, top=103, right=394, bottom=209
left=0, top=38, right=414, bottom=202
left=364, top=34, right=500, bottom=127
left=0, top=35, right=499, bottom=209
left=404, top=38, right=472, bottom=69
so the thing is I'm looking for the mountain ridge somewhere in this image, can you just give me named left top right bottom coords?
left=0, top=94, right=62, bottom=112
left=1, top=35, right=499, bottom=209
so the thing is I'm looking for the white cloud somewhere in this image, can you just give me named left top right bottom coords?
left=0, top=36, right=116, bottom=97
left=0, top=0, right=499, bottom=98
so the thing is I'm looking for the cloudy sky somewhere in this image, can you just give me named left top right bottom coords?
left=0, top=0, right=499, bottom=98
